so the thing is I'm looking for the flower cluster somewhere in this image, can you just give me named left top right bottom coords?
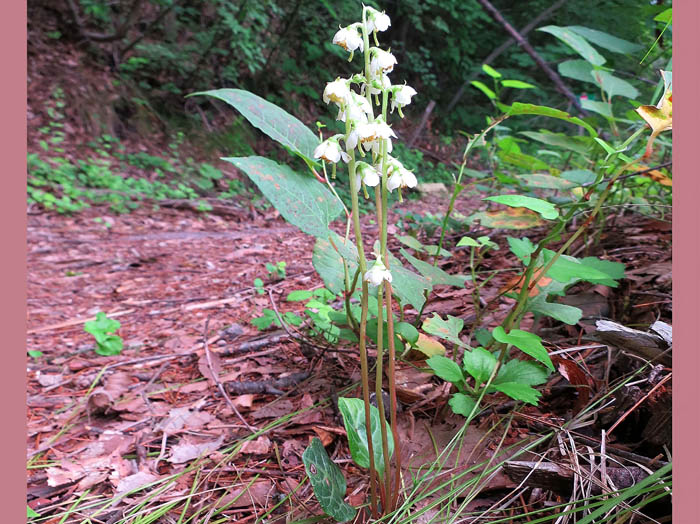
left=319, top=6, right=418, bottom=286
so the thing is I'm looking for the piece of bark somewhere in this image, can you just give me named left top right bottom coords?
left=594, top=320, right=672, bottom=366
left=225, top=371, right=310, bottom=396
left=503, top=461, right=648, bottom=495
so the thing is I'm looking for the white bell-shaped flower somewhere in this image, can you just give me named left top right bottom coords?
left=364, top=258, right=392, bottom=287
left=367, top=73, right=391, bottom=96
left=323, top=78, right=351, bottom=106
left=355, top=161, right=380, bottom=191
left=333, top=26, right=363, bottom=52
left=314, top=137, right=350, bottom=164
left=365, top=7, right=391, bottom=33
left=386, top=157, right=418, bottom=191
left=370, top=48, right=397, bottom=75
left=338, top=92, right=372, bottom=123
left=391, top=84, right=417, bottom=112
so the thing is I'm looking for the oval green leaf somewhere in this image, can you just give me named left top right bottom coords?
left=337, top=398, right=394, bottom=477
left=485, top=195, right=559, bottom=220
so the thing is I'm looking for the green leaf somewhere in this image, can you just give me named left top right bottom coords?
left=224, top=156, right=343, bottom=240
left=528, top=295, right=583, bottom=325
left=27, top=350, right=43, bottom=359
left=469, top=207, right=545, bottom=230
left=518, top=174, right=577, bottom=190
left=541, top=250, right=615, bottom=285
left=580, top=257, right=625, bottom=284
left=192, top=89, right=319, bottom=163
left=485, top=195, right=559, bottom=220
left=592, top=71, right=639, bottom=100
left=400, top=249, right=467, bottom=288
left=94, top=334, right=124, bottom=356
left=397, top=235, right=427, bottom=252
left=558, top=59, right=597, bottom=85
left=497, top=149, right=550, bottom=171
left=482, top=64, right=502, bottom=78
left=84, top=312, right=120, bottom=336
left=495, top=359, right=550, bottom=386
left=470, top=80, right=496, bottom=100
left=462, top=347, right=497, bottom=385
left=28, top=506, right=40, bottom=519
left=567, top=26, right=642, bottom=55
left=519, top=131, right=593, bottom=156
left=584, top=100, right=614, bottom=119
left=287, top=290, right=314, bottom=301
left=422, top=314, right=467, bottom=348
left=501, top=79, right=536, bottom=89
left=426, top=355, right=465, bottom=385
left=457, top=236, right=479, bottom=247
left=388, top=263, right=432, bottom=312
left=492, top=327, right=554, bottom=371
left=302, top=438, right=357, bottom=522
left=449, top=393, right=478, bottom=418
left=507, top=103, right=597, bottom=137
left=507, top=236, right=537, bottom=263
left=337, top=398, right=394, bottom=477
left=560, top=169, right=597, bottom=185
left=395, top=322, right=419, bottom=345
left=492, top=382, right=542, bottom=405
left=538, top=25, right=606, bottom=66
left=653, top=8, right=672, bottom=23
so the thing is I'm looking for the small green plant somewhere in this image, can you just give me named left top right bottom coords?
left=470, top=63, right=536, bottom=111
left=253, top=277, right=265, bottom=295
left=266, top=261, right=287, bottom=280
left=84, top=312, right=124, bottom=356
left=27, top=350, right=43, bottom=359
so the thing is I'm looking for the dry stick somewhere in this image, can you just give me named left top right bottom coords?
left=475, top=0, right=587, bottom=116
left=445, top=0, right=568, bottom=115
left=606, top=373, right=672, bottom=437
left=202, top=318, right=256, bottom=434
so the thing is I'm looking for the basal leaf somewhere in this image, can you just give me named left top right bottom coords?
left=84, top=312, right=120, bottom=336
left=495, top=359, right=550, bottom=386
left=311, top=233, right=358, bottom=295
left=449, top=393, right=478, bottom=418
left=225, top=156, right=343, bottom=240
left=492, top=327, right=554, bottom=371
left=492, top=382, right=542, bottom=405
left=485, top=195, right=559, bottom=220
left=193, top=89, right=319, bottom=163
left=302, top=438, right=357, bottom=522
left=395, top=322, right=419, bottom=346
left=412, top=333, right=446, bottom=358
left=462, top=347, right=497, bottom=385
left=426, top=355, right=465, bottom=385
left=337, top=398, right=394, bottom=477
left=422, top=314, right=467, bottom=348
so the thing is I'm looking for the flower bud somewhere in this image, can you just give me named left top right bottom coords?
left=364, top=258, right=392, bottom=287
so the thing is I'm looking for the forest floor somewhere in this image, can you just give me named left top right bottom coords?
left=26, top=184, right=672, bottom=522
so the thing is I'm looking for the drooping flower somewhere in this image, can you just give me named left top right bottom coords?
left=337, top=92, right=372, bottom=123
left=385, top=157, right=418, bottom=191
left=323, top=78, right=351, bottom=106
left=391, top=84, right=417, bottom=113
left=370, top=48, right=397, bottom=75
left=364, top=257, right=392, bottom=287
left=314, top=137, right=350, bottom=164
left=365, top=7, right=391, bottom=33
left=367, top=73, right=391, bottom=97
left=332, top=25, right=363, bottom=52
left=355, top=161, right=380, bottom=191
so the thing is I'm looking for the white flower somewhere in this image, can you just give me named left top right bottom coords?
left=338, top=92, right=372, bottom=123
left=385, top=157, right=417, bottom=191
left=370, top=48, right=397, bottom=75
left=367, top=73, right=391, bottom=96
left=314, top=138, right=350, bottom=164
left=333, top=26, right=363, bottom=52
left=391, top=85, right=417, bottom=112
left=323, top=78, right=351, bottom=106
left=365, top=7, right=391, bottom=33
left=364, top=258, right=392, bottom=287
left=355, top=161, right=380, bottom=190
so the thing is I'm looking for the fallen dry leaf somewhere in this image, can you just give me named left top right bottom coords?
left=169, top=435, right=225, bottom=464
left=240, top=436, right=271, bottom=455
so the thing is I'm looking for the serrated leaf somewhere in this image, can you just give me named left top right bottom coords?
left=337, top=398, right=393, bottom=477
left=470, top=80, right=496, bottom=100
left=482, top=64, right=502, bottom=78
left=401, top=249, right=467, bottom=288
left=426, top=355, right=465, bottom=385
left=567, top=26, right=642, bottom=55
left=462, top=347, right=497, bottom=385
left=449, top=393, right=478, bottom=418
left=193, top=89, right=319, bottom=163
left=492, top=382, right=542, bottom=405
left=302, top=438, right=357, bottom=522
left=507, top=103, right=597, bottom=137
left=538, top=25, right=606, bottom=66
left=501, top=79, right=536, bottom=89
left=485, top=195, right=559, bottom=220
left=224, top=156, right=342, bottom=240
left=492, top=327, right=554, bottom=371
left=422, top=314, right=467, bottom=348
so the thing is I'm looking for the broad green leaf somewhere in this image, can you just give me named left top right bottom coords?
left=412, top=333, right=447, bottom=358
left=449, top=393, right=478, bottom=418
left=482, top=64, right=502, bottom=78
left=654, top=8, right=672, bottom=23
left=312, top=233, right=358, bottom=295
left=462, top=347, right=497, bottom=385
left=422, top=314, right=467, bottom=348
left=84, top=312, right=120, bottom=336
left=367, top=319, right=404, bottom=353
left=507, top=236, right=537, bottom=263
left=495, top=359, right=550, bottom=386
left=501, top=79, right=536, bottom=89
left=94, top=334, right=124, bottom=356
left=225, top=156, right=343, bottom=240
left=423, top=245, right=452, bottom=257
left=401, top=249, right=467, bottom=288
left=583, top=100, right=614, bottom=119
left=426, top=355, right=465, bottom=385
left=492, top=382, right=542, bottom=405
left=470, top=80, right=496, bottom=100
left=519, top=131, right=593, bottom=155
left=492, top=327, right=554, bottom=371
left=592, top=70, right=639, bottom=100
left=395, top=322, right=419, bottom=345
left=27, top=350, right=43, bottom=358
left=538, top=25, right=606, bottom=66
left=302, top=438, right=357, bottom=522
left=567, top=26, right=642, bottom=55
left=497, top=149, right=550, bottom=171
left=28, top=506, right=40, bottom=518
left=558, top=59, right=597, bottom=85
left=469, top=207, right=545, bottom=230
left=383, top=250, right=432, bottom=312
left=287, top=290, right=314, bottom=301
left=518, top=174, right=577, bottom=190
left=580, top=257, right=625, bottom=283
left=337, top=398, right=394, bottom=477
left=397, top=235, right=426, bottom=252
left=507, top=103, right=597, bottom=137
left=560, top=169, right=597, bottom=185
left=485, top=195, right=559, bottom=220
left=457, top=236, right=479, bottom=247
left=528, top=295, right=583, bottom=325
left=477, top=236, right=499, bottom=250
left=193, top=89, right=319, bottom=162
left=541, top=250, right=617, bottom=285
